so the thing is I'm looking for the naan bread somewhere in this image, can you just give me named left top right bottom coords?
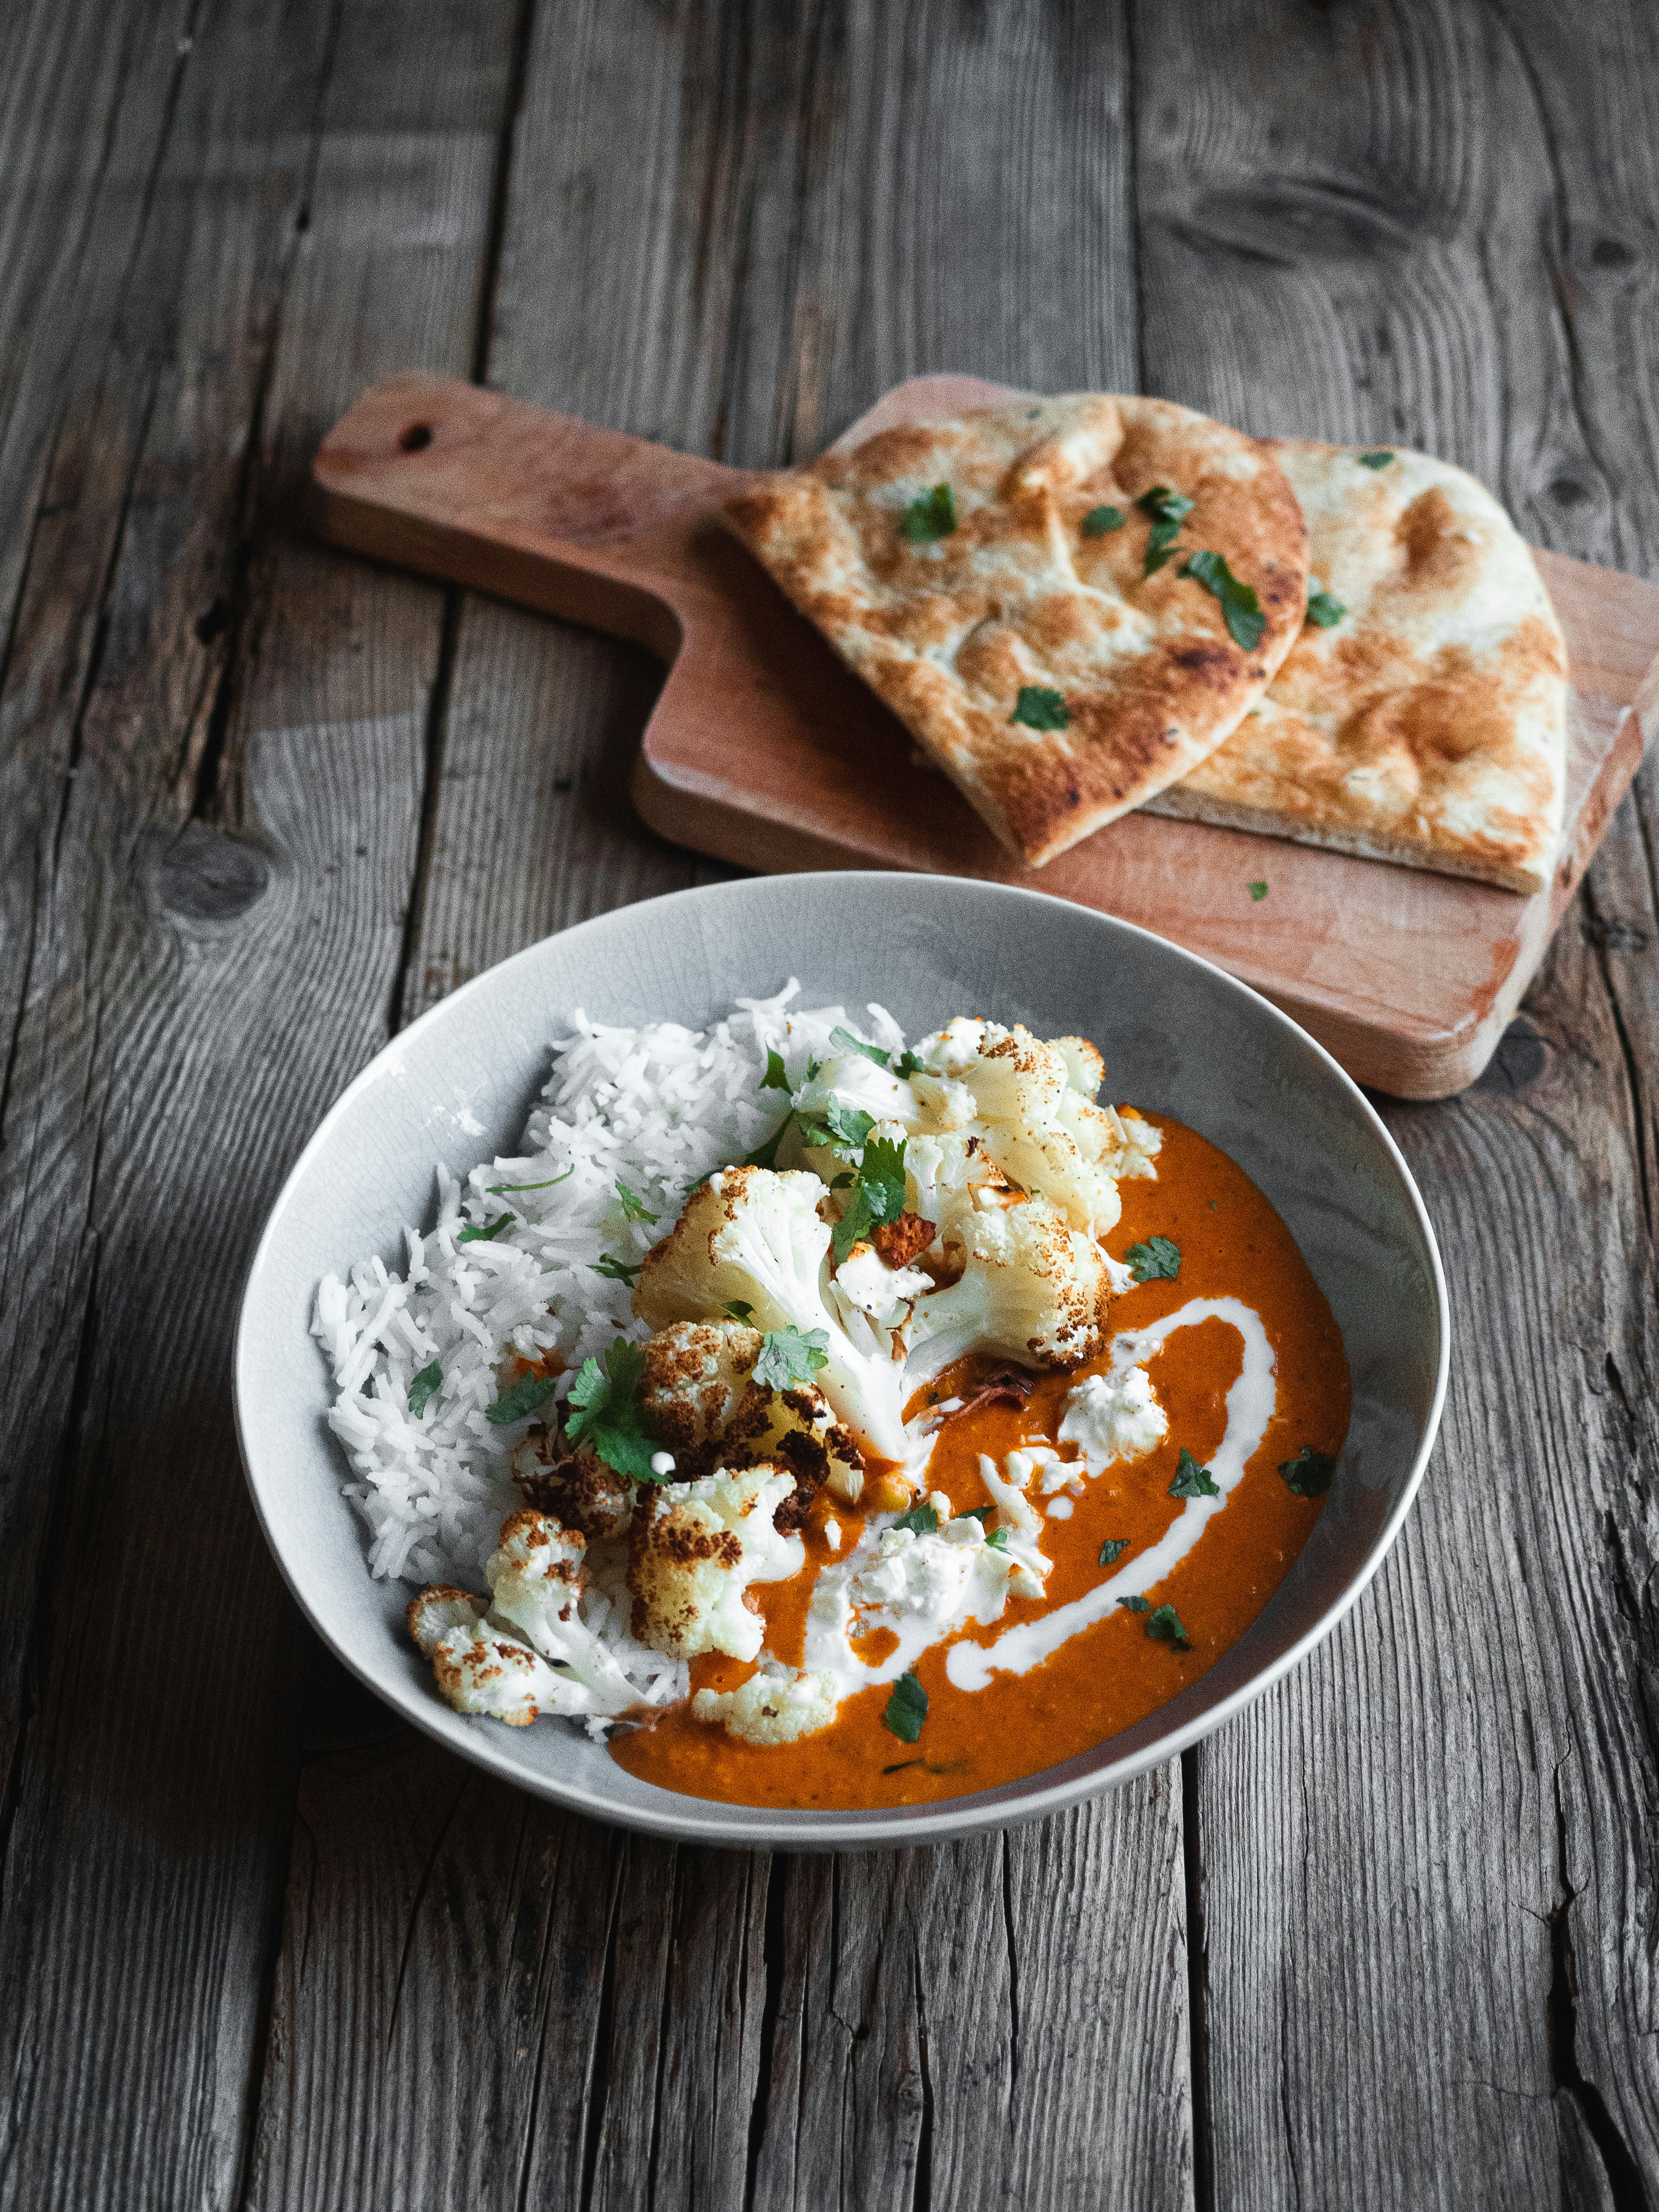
left=1147, top=441, right=1568, bottom=894
left=723, top=396, right=1309, bottom=866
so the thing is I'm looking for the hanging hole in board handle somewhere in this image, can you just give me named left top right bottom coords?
left=400, top=422, right=433, bottom=453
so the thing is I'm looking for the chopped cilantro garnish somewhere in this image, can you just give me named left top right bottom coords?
left=1358, top=450, right=1394, bottom=469
left=900, top=484, right=956, bottom=543
left=754, top=1325, right=830, bottom=1389
left=1182, top=549, right=1266, bottom=652
left=486, top=1372, right=558, bottom=1427
left=1117, top=1593, right=1151, bottom=1613
left=1169, top=1447, right=1220, bottom=1498
left=893, top=1503, right=940, bottom=1535
left=958, top=1505, right=993, bottom=1522
left=831, top=1132, right=908, bottom=1263
left=616, top=1178, right=658, bottom=1224
left=593, top=1254, right=641, bottom=1284
left=985, top=1525, right=1010, bottom=1551
left=487, top=1165, right=573, bottom=1194
left=1098, top=1537, right=1129, bottom=1567
left=762, top=1048, right=790, bottom=1091
left=1126, top=1235, right=1181, bottom=1283
left=1305, top=589, right=1346, bottom=628
left=1082, top=503, right=1125, bottom=537
left=893, top=1050, right=924, bottom=1078
left=723, top=1300, right=756, bottom=1324
left=1248, top=880, right=1269, bottom=902
left=1011, top=685, right=1069, bottom=731
left=408, top=1360, right=442, bottom=1419
left=1280, top=1445, right=1337, bottom=1497
left=562, top=1338, right=659, bottom=1478
left=830, top=1024, right=891, bottom=1069
left=797, top=1097, right=875, bottom=1155
left=830, top=1171, right=855, bottom=1190
left=1138, top=484, right=1194, bottom=574
left=458, top=1212, right=513, bottom=1244
left=1147, top=1603, right=1191, bottom=1646
left=883, top=1670, right=929, bottom=1741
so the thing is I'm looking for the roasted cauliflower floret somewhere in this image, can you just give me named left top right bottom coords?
left=637, top=1317, right=864, bottom=1507
left=957, top=1023, right=1121, bottom=1237
left=410, top=1512, right=657, bottom=1726
left=906, top=1193, right=1112, bottom=1379
left=627, top=1462, right=803, bottom=1660
left=511, top=1427, right=635, bottom=1538
left=834, top=1239, right=931, bottom=1326
left=634, top=1167, right=909, bottom=1461
left=408, top=1585, right=578, bottom=1727
left=691, top=1663, right=840, bottom=1745
left=640, top=1319, right=766, bottom=1457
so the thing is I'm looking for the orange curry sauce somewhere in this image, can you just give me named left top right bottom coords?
left=612, top=1113, right=1349, bottom=1809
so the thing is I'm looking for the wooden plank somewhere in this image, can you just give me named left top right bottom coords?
left=0, top=1, right=522, bottom=2206
left=250, top=6, right=1197, bottom=2211
left=1130, top=0, right=1659, bottom=2201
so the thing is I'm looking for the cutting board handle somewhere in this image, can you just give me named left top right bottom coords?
left=311, top=371, right=752, bottom=660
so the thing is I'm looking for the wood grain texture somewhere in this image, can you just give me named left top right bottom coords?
left=251, top=7, right=1195, bottom=2212
left=0, top=0, right=522, bottom=2204
left=2, top=1, right=1658, bottom=2209
left=1131, top=1, right=1659, bottom=2203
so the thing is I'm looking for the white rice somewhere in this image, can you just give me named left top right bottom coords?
left=312, top=979, right=907, bottom=1588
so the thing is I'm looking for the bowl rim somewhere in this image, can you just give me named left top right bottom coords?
left=234, top=870, right=1449, bottom=1850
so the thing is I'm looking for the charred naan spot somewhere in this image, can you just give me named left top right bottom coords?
left=1166, top=642, right=1235, bottom=687
left=1396, top=487, right=1477, bottom=585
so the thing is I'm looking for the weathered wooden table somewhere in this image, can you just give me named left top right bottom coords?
left=3, top=4, right=1655, bottom=2205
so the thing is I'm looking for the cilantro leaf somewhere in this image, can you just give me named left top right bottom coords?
left=1117, top=1593, right=1151, bottom=1613
left=900, top=484, right=956, bottom=543
left=882, top=1670, right=929, bottom=1741
left=893, top=1050, right=923, bottom=1078
left=830, top=1171, right=855, bottom=1190
left=593, top=1254, right=640, bottom=1285
left=723, top=1300, right=756, bottom=1324
left=762, top=1049, right=791, bottom=1091
left=797, top=1097, right=875, bottom=1155
left=1082, top=504, right=1125, bottom=536
left=1305, top=589, right=1346, bottom=628
left=893, top=1503, right=940, bottom=1535
left=1280, top=1445, right=1337, bottom=1497
left=616, top=1179, right=658, bottom=1225
left=754, top=1325, right=830, bottom=1389
left=1098, top=1536, right=1129, bottom=1567
left=1126, top=1235, right=1181, bottom=1283
left=985, top=1525, right=1010, bottom=1551
left=1358, top=450, right=1394, bottom=469
left=408, top=1360, right=442, bottom=1419
left=1248, top=880, right=1269, bottom=901
left=562, top=1338, right=659, bottom=1479
left=486, top=1372, right=558, bottom=1427
left=1138, top=484, right=1194, bottom=574
left=1182, top=549, right=1266, bottom=652
left=1169, top=1447, right=1220, bottom=1499
left=830, top=1024, right=891, bottom=1069
left=1147, top=1603, right=1191, bottom=1646
left=458, top=1213, right=513, bottom=1244
left=1011, top=685, right=1069, bottom=731
left=831, top=1134, right=908, bottom=1263
left=958, top=1505, right=993, bottom=1523
left=487, top=1165, right=573, bottom=1194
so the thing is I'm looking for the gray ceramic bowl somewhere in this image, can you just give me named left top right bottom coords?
left=235, top=872, right=1447, bottom=1849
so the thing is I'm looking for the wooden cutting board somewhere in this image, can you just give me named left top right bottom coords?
left=312, top=371, right=1659, bottom=1099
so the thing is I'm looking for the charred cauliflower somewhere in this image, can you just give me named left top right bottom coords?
left=639, top=1318, right=865, bottom=1506
left=633, top=1168, right=910, bottom=1462
left=905, top=1192, right=1113, bottom=1378
left=691, top=1662, right=840, bottom=1745
left=628, top=1462, right=803, bottom=1661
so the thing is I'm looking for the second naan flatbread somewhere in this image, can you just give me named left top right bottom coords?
left=723, top=396, right=1309, bottom=866
left=1147, top=441, right=1568, bottom=894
